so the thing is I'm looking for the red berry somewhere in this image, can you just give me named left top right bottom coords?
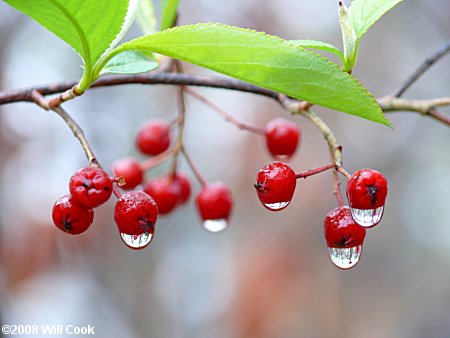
left=143, top=176, right=180, bottom=215
left=52, top=195, right=94, bottom=235
left=264, top=118, right=300, bottom=159
left=324, top=206, right=366, bottom=269
left=114, top=191, right=158, bottom=236
left=346, top=168, right=388, bottom=227
left=135, top=119, right=171, bottom=156
left=324, top=206, right=366, bottom=248
left=69, top=167, right=113, bottom=208
left=196, top=182, right=233, bottom=222
left=112, top=157, right=143, bottom=190
left=254, top=161, right=296, bottom=211
left=172, top=172, right=191, bottom=205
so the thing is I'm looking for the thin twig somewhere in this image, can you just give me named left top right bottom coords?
left=184, top=86, right=265, bottom=134
left=394, top=39, right=450, bottom=97
left=0, top=72, right=278, bottom=105
left=2, top=72, right=449, bottom=126
left=379, top=96, right=450, bottom=126
left=30, top=90, right=98, bottom=167
left=181, top=146, right=207, bottom=187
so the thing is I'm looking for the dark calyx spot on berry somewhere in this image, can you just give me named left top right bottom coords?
left=367, top=185, right=378, bottom=206
left=139, top=218, right=155, bottom=234
left=82, top=178, right=91, bottom=189
left=63, top=216, right=72, bottom=232
left=104, top=186, right=109, bottom=191
left=335, top=234, right=355, bottom=247
left=254, top=182, right=267, bottom=195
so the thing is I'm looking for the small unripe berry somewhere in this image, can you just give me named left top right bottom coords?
left=114, top=191, right=158, bottom=236
left=135, top=119, right=171, bottom=156
left=52, top=195, right=94, bottom=235
left=264, top=118, right=300, bottom=159
left=69, top=167, right=113, bottom=209
left=112, top=157, right=143, bottom=190
left=143, top=176, right=180, bottom=215
left=254, top=161, right=296, bottom=211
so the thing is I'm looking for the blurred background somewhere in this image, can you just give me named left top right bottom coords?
left=0, top=0, right=449, bottom=337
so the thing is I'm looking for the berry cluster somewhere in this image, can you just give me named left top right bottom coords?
left=52, top=118, right=237, bottom=250
left=52, top=167, right=112, bottom=235
left=50, top=98, right=387, bottom=267
left=254, top=162, right=388, bottom=269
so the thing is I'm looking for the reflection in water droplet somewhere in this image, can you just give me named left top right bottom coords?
left=350, top=206, right=384, bottom=227
left=264, top=201, right=289, bottom=211
left=203, top=219, right=228, bottom=233
left=120, top=232, right=154, bottom=250
left=328, top=245, right=362, bottom=269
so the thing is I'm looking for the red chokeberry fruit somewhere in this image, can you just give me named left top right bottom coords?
left=52, top=195, right=94, bottom=235
left=195, top=182, right=233, bottom=232
left=172, top=172, right=191, bottom=205
left=135, top=119, right=171, bottom=156
left=254, top=161, right=296, bottom=211
left=112, top=157, right=143, bottom=190
left=114, top=191, right=158, bottom=236
left=69, top=167, right=113, bottom=209
left=324, top=206, right=366, bottom=269
left=346, top=168, right=388, bottom=228
left=143, top=176, right=180, bottom=215
left=264, top=118, right=300, bottom=159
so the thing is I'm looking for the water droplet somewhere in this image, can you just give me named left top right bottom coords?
left=203, top=219, right=228, bottom=233
left=120, top=232, right=154, bottom=250
left=328, top=245, right=362, bottom=269
left=264, top=201, right=289, bottom=211
left=350, top=206, right=384, bottom=227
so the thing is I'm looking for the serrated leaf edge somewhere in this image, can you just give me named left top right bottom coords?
left=118, top=23, right=389, bottom=126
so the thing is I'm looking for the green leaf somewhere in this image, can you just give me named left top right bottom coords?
left=288, top=39, right=345, bottom=63
left=115, top=23, right=390, bottom=126
left=3, top=0, right=138, bottom=92
left=136, top=0, right=158, bottom=35
left=101, top=51, right=159, bottom=75
left=160, top=0, right=180, bottom=31
left=349, top=0, right=403, bottom=39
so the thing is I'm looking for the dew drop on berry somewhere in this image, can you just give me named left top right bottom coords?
left=328, top=245, right=362, bottom=269
left=350, top=206, right=384, bottom=228
left=120, top=232, right=154, bottom=250
left=264, top=201, right=290, bottom=211
left=202, top=219, right=228, bottom=233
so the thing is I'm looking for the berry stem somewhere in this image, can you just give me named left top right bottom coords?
left=181, top=146, right=207, bottom=187
left=336, top=165, right=351, bottom=179
left=333, top=169, right=344, bottom=207
left=295, top=163, right=336, bottom=179
left=140, top=147, right=176, bottom=172
left=170, top=61, right=187, bottom=178
left=112, top=185, right=122, bottom=199
left=30, top=90, right=99, bottom=167
left=183, top=86, right=266, bottom=135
